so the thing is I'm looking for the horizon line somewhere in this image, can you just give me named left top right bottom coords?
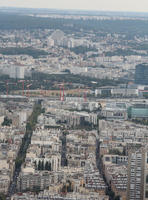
left=0, top=6, right=148, bottom=15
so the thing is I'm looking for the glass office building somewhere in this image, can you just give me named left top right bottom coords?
left=128, top=104, right=148, bottom=119
left=135, top=63, right=148, bottom=85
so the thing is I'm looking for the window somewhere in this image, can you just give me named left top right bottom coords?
left=105, top=157, right=110, bottom=161
left=145, top=191, right=148, bottom=198
left=146, top=175, right=148, bottom=183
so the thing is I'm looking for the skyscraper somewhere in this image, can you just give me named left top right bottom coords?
left=135, top=63, right=148, bottom=85
left=127, top=147, right=148, bottom=200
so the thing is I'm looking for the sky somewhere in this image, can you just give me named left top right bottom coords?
left=0, top=0, right=148, bottom=13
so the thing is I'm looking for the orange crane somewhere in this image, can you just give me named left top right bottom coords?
left=59, top=83, right=65, bottom=101
left=26, top=84, right=32, bottom=97
left=83, top=87, right=91, bottom=102
left=5, top=81, right=17, bottom=96
left=18, top=80, right=25, bottom=96
left=6, top=81, right=8, bottom=96
left=54, top=83, right=65, bottom=101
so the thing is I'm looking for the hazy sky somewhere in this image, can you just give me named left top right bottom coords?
left=0, top=0, right=148, bottom=13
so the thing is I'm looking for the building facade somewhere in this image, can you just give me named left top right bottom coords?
left=135, top=63, right=148, bottom=85
left=127, top=147, right=148, bottom=200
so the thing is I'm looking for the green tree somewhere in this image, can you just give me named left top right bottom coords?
left=41, top=161, right=44, bottom=171
left=48, top=162, right=51, bottom=171
left=0, top=193, right=6, bottom=200
left=2, top=116, right=12, bottom=126
left=32, top=186, right=41, bottom=194
left=45, top=161, right=49, bottom=171
left=44, top=162, right=51, bottom=171
left=15, top=158, right=23, bottom=170
left=61, top=185, right=67, bottom=194
left=38, top=160, right=41, bottom=171
left=34, top=160, right=37, bottom=170
left=114, top=196, right=121, bottom=200
left=67, top=180, right=73, bottom=192
left=109, top=149, right=123, bottom=156
left=106, top=188, right=115, bottom=199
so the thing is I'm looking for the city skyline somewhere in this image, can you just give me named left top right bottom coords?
left=0, top=0, right=148, bottom=13
left=1, top=3, right=148, bottom=199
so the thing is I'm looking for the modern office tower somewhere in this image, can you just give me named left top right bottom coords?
left=127, top=147, right=148, bottom=200
left=135, top=63, right=148, bottom=85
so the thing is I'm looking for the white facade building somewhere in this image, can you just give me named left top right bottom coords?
left=9, top=65, right=24, bottom=79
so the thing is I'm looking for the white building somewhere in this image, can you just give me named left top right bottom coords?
left=9, top=65, right=24, bottom=79
left=19, top=111, right=27, bottom=126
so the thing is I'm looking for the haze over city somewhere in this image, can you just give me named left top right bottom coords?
left=0, top=0, right=148, bottom=12
left=1, top=0, right=148, bottom=199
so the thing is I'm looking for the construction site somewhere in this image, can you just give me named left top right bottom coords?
left=2, top=79, right=91, bottom=102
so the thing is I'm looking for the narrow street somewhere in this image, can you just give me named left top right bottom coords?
left=61, top=131, right=67, bottom=167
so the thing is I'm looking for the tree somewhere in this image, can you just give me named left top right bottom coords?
left=61, top=185, right=67, bottom=194
left=48, top=162, right=51, bottom=171
left=34, top=161, right=37, bottom=170
left=67, top=180, right=73, bottom=192
left=109, top=149, right=123, bottom=156
left=14, top=102, right=42, bottom=182
left=62, top=69, right=71, bottom=73
left=41, top=108, right=45, bottom=113
left=45, top=161, right=51, bottom=171
left=0, top=47, right=48, bottom=58
left=106, top=188, right=115, bottom=199
left=38, top=160, right=41, bottom=171
left=41, top=161, right=44, bottom=171
left=26, top=122, right=32, bottom=132
left=15, top=158, right=23, bottom=169
left=114, top=196, right=121, bottom=200
left=70, top=46, right=97, bottom=54
left=32, top=186, right=41, bottom=194
left=2, top=116, right=12, bottom=126
left=45, top=161, right=49, bottom=171
left=0, top=193, right=6, bottom=200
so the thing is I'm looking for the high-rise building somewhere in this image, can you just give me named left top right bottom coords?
left=135, top=63, right=148, bottom=85
left=9, top=65, right=24, bottom=79
left=51, top=30, right=65, bottom=46
left=16, top=66, right=24, bottom=79
left=144, top=150, right=148, bottom=200
left=127, top=147, right=148, bottom=200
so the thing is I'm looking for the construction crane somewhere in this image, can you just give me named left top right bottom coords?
left=5, top=81, right=17, bottom=96
left=83, top=87, right=91, bottom=102
left=84, top=90, right=87, bottom=102
left=59, top=83, right=64, bottom=101
left=18, top=80, right=25, bottom=96
left=54, top=83, right=65, bottom=101
left=40, top=90, right=46, bottom=96
left=6, top=81, right=8, bottom=96
left=26, top=84, right=32, bottom=97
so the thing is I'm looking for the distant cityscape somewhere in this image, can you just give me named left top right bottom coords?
left=0, top=8, right=148, bottom=200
